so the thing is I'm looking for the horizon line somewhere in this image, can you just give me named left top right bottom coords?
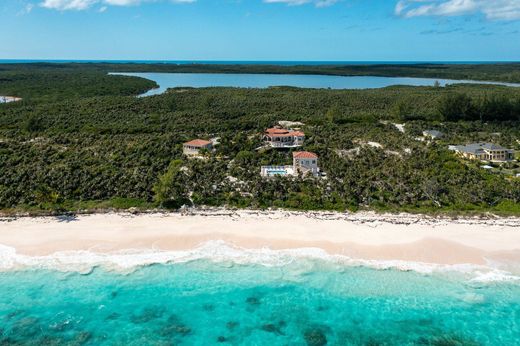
left=1, top=59, right=520, bottom=65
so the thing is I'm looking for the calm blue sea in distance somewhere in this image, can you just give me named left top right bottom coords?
left=0, top=259, right=519, bottom=345
left=1, top=59, right=519, bottom=65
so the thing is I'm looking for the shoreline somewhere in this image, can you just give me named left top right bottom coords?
left=1, top=210, right=519, bottom=274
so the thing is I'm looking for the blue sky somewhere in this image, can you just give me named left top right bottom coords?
left=1, top=0, right=520, bottom=61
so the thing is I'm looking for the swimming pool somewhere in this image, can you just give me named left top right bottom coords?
left=261, top=166, right=294, bottom=177
left=267, top=169, right=288, bottom=176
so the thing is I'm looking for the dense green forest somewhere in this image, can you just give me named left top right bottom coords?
left=1, top=63, right=520, bottom=215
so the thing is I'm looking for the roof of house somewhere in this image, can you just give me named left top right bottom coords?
left=265, top=128, right=305, bottom=137
left=454, top=142, right=512, bottom=154
left=265, top=128, right=290, bottom=135
left=480, top=143, right=510, bottom=151
left=293, top=151, right=318, bottom=159
left=184, top=139, right=212, bottom=147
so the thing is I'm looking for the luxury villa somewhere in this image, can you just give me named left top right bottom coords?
left=261, top=151, right=320, bottom=178
left=263, top=127, right=305, bottom=148
left=450, top=143, right=515, bottom=162
left=183, top=139, right=213, bottom=156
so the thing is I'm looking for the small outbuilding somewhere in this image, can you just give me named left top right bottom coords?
left=423, top=130, right=444, bottom=139
left=183, top=139, right=213, bottom=156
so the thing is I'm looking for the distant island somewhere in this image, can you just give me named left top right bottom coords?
left=1, top=62, right=520, bottom=216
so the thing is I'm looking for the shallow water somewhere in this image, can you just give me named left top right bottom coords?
left=0, top=258, right=519, bottom=345
left=110, top=72, right=520, bottom=97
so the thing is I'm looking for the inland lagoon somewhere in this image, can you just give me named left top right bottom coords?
left=109, top=72, right=520, bottom=97
left=0, top=254, right=519, bottom=345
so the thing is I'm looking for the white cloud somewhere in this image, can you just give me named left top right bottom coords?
left=41, top=0, right=97, bottom=10
left=40, top=0, right=195, bottom=11
left=396, top=0, right=520, bottom=20
left=17, top=2, right=35, bottom=15
left=263, top=0, right=338, bottom=8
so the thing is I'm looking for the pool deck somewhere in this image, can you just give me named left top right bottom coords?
left=260, top=165, right=295, bottom=177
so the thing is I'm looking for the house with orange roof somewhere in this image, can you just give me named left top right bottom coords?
left=263, top=127, right=305, bottom=148
left=183, top=139, right=213, bottom=156
left=261, top=151, right=320, bottom=178
left=293, top=151, right=320, bottom=176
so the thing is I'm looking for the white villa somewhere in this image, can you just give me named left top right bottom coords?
left=263, top=127, right=305, bottom=148
left=450, top=143, right=515, bottom=162
left=293, top=151, right=320, bottom=176
left=261, top=151, right=320, bottom=178
left=183, top=139, right=213, bottom=156
left=423, top=130, right=444, bottom=139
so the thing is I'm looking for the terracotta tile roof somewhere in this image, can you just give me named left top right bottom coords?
left=184, top=139, right=212, bottom=147
left=265, top=128, right=290, bottom=135
left=293, top=151, right=318, bottom=159
left=265, top=128, right=305, bottom=137
left=271, top=133, right=295, bottom=138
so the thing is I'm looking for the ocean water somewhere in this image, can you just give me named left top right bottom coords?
left=0, top=247, right=519, bottom=346
left=109, top=72, right=520, bottom=97
left=1, top=60, right=518, bottom=65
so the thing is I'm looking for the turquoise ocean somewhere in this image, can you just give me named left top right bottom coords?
left=0, top=245, right=519, bottom=346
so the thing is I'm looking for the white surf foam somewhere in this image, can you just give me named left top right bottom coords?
left=0, top=241, right=518, bottom=283
left=470, top=270, right=520, bottom=283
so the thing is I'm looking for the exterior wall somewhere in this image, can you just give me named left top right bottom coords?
left=183, top=143, right=213, bottom=156
left=483, top=149, right=514, bottom=162
left=293, top=136, right=305, bottom=146
left=457, top=149, right=514, bottom=162
left=264, top=134, right=305, bottom=148
left=293, top=157, right=319, bottom=176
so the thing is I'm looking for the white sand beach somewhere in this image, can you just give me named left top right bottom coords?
left=0, top=210, right=519, bottom=270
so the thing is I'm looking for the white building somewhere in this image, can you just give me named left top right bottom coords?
left=0, top=96, right=22, bottom=104
left=450, top=143, right=515, bottom=162
left=263, top=127, right=305, bottom=148
left=293, top=151, right=320, bottom=176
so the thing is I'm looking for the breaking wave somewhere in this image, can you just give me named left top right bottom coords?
left=0, top=241, right=519, bottom=283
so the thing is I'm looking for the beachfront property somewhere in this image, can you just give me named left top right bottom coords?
left=423, top=130, right=444, bottom=139
left=183, top=139, right=213, bottom=156
left=261, top=151, right=320, bottom=178
left=450, top=143, right=515, bottom=162
left=293, top=151, right=320, bottom=176
left=263, top=127, right=305, bottom=148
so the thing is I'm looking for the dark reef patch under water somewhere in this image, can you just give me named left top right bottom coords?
left=0, top=260, right=518, bottom=345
